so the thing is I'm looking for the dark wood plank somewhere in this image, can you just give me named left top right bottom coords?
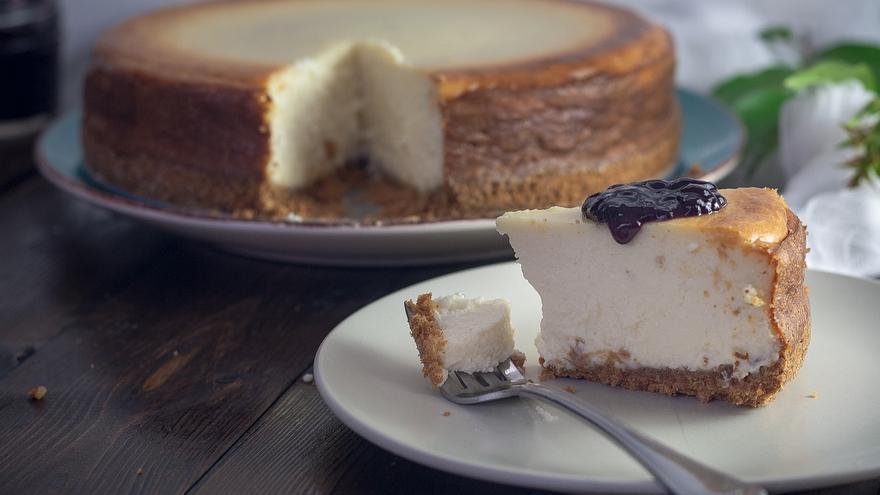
left=0, top=236, right=473, bottom=494
left=192, top=372, right=536, bottom=495
left=0, top=177, right=168, bottom=377
left=0, top=138, right=36, bottom=192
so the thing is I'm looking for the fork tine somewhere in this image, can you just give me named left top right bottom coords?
left=480, top=370, right=506, bottom=387
left=455, top=372, right=485, bottom=390
left=440, top=372, right=464, bottom=394
left=403, top=301, right=415, bottom=323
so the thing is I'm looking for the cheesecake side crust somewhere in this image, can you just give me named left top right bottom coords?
left=442, top=23, right=678, bottom=211
left=405, top=293, right=447, bottom=387
left=539, top=208, right=810, bottom=407
left=83, top=63, right=274, bottom=213
left=81, top=1, right=679, bottom=220
left=765, top=207, right=812, bottom=400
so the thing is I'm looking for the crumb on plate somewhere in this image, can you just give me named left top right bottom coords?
left=564, top=385, right=577, bottom=394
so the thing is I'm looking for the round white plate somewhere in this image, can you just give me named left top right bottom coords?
left=315, top=263, right=880, bottom=493
left=36, top=90, right=741, bottom=266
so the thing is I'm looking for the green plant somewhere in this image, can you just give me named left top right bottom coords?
left=843, top=98, right=880, bottom=186
left=711, top=27, right=880, bottom=183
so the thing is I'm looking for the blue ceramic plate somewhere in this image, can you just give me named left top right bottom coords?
left=36, top=89, right=742, bottom=266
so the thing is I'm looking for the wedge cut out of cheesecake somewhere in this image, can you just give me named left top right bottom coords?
left=497, top=181, right=811, bottom=407
left=406, top=293, right=525, bottom=387
left=83, top=0, right=679, bottom=220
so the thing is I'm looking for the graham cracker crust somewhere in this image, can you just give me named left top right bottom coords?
left=405, top=293, right=447, bottom=387
left=541, top=358, right=795, bottom=407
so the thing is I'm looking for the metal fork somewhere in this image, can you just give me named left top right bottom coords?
left=438, top=359, right=766, bottom=495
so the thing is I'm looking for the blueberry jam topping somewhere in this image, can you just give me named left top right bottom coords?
left=582, top=178, right=727, bottom=244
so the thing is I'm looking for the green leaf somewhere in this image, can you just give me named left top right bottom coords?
left=712, top=66, right=794, bottom=105
left=783, top=60, right=876, bottom=92
left=843, top=96, right=880, bottom=186
left=713, top=67, right=797, bottom=177
left=815, top=43, right=880, bottom=85
left=759, top=26, right=793, bottom=43
left=729, top=88, right=793, bottom=176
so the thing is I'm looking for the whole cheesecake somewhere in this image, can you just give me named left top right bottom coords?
left=83, top=0, right=680, bottom=221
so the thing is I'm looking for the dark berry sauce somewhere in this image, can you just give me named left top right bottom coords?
left=582, top=178, right=727, bottom=244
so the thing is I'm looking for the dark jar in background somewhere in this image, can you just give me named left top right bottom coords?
left=0, top=0, right=59, bottom=184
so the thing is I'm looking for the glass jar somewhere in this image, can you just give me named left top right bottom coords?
left=0, top=0, right=58, bottom=182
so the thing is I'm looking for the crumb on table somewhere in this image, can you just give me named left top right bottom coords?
left=564, top=385, right=577, bottom=394
left=301, top=373, right=314, bottom=384
left=27, top=385, right=47, bottom=401
left=441, top=411, right=451, bottom=417
left=136, top=468, right=144, bottom=476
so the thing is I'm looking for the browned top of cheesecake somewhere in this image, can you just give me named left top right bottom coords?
left=90, top=0, right=670, bottom=97
left=673, top=188, right=791, bottom=248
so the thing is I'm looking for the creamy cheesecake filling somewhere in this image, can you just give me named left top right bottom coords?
left=267, top=44, right=361, bottom=188
left=266, top=41, right=442, bottom=191
left=434, top=294, right=515, bottom=381
left=498, top=206, right=782, bottom=380
left=358, top=42, right=443, bottom=192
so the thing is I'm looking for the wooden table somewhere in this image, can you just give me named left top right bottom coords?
left=0, top=166, right=877, bottom=494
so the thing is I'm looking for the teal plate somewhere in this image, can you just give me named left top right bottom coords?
left=36, top=89, right=742, bottom=266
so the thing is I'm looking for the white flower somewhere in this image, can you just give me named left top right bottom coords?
left=797, top=180, right=880, bottom=277
left=781, top=147, right=861, bottom=211
left=778, top=80, right=873, bottom=180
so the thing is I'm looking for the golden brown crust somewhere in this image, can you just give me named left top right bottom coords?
left=765, top=208, right=811, bottom=399
left=93, top=0, right=660, bottom=90
left=83, top=63, right=272, bottom=214
left=81, top=0, right=679, bottom=221
left=672, top=188, right=791, bottom=246
left=405, top=293, right=447, bottom=387
left=540, top=208, right=810, bottom=407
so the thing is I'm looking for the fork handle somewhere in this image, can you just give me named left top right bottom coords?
left=519, top=383, right=767, bottom=495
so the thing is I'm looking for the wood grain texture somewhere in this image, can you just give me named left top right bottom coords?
left=0, top=139, right=36, bottom=192
left=192, top=374, right=532, bottom=495
left=0, top=178, right=167, bottom=377
left=0, top=177, right=475, bottom=493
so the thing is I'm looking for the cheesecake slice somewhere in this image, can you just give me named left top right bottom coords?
left=496, top=182, right=810, bottom=407
left=406, top=293, right=524, bottom=387
left=83, top=0, right=679, bottom=221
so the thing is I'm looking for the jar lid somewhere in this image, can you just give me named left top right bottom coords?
left=0, top=0, right=57, bottom=54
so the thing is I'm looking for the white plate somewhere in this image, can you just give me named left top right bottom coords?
left=36, top=90, right=741, bottom=266
left=315, top=263, right=880, bottom=493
